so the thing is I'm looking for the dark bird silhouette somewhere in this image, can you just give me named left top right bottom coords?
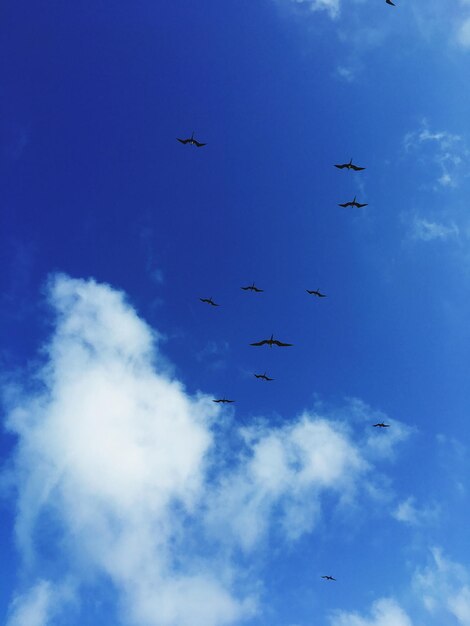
left=254, top=372, right=274, bottom=381
left=373, top=422, right=390, bottom=428
left=334, top=158, right=365, bottom=171
left=250, top=334, right=293, bottom=347
left=386, top=0, right=396, bottom=5
left=321, top=576, right=337, bottom=581
left=307, top=289, right=326, bottom=298
left=338, top=196, right=368, bottom=208
left=241, top=282, right=264, bottom=292
left=200, top=297, right=219, bottom=307
left=177, top=132, right=206, bottom=147
left=213, top=398, right=235, bottom=404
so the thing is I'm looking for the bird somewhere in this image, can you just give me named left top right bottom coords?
left=241, top=282, right=264, bottom=292
left=373, top=422, right=390, bottom=428
left=321, top=576, right=337, bottom=581
left=334, top=158, right=365, bottom=171
left=213, top=398, right=235, bottom=404
left=254, top=372, right=274, bottom=381
left=386, top=0, right=396, bottom=5
left=177, top=132, right=206, bottom=147
left=307, top=289, right=326, bottom=298
left=200, top=297, right=219, bottom=307
left=250, top=334, right=293, bottom=347
left=338, top=196, right=368, bottom=208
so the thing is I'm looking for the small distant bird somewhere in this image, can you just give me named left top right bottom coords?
left=254, top=372, right=274, bottom=381
left=177, top=132, right=206, bottom=147
left=250, top=334, right=293, bottom=347
left=213, top=398, right=235, bottom=404
left=307, top=289, right=326, bottom=298
left=200, top=297, right=219, bottom=307
left=334, top=158, right=365, bottom=171
left=241, top=282, right=264, bottom=292
left=386, top=0, right=395, bottom=5
left=373, top=422, right=390, bottom=428
left=338, top=196, right=368, bottom=208
left=321, top=576, right=337, bottom=581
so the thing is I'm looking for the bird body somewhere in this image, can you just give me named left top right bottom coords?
left=321, top=575, right=337, bottom=581
left=254, top=372, right=274, bottom=381
left=200, top=297, right=219, bottom=307
left=251, top=334, right=293, bottom=347
left=213, top=398, right=235, bottom=404
left=334, top=158, right=365, bottom=171
left=373, top=422, right=390, bottom=428
left=177, top=132, right=206, bottom=147
left=241, top=282, right=264, bottom=292
left=338, top=196, right=368, bottom=208
left=307, top=289, right=326, bottom=298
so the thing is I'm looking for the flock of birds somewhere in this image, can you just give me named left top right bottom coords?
left=178, top=116, right=391, bottom=584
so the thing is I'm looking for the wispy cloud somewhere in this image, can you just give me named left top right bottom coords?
left=3, top=275, right=410, bottom=626
left=330, top=598, right=413, bottom=626
left=288, top=0, right=340, bottom=19
left=404, top=121, right=469, bottom=189
left=6, top=580, right=73, bottom=626
left=392, top=496, right=440, bottom=526
left=411, top=218, right=460, bottom=242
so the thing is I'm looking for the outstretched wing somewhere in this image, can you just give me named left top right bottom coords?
left=273, top=340, right=293, bottom=347
left=253, top=286, right=264, bottom=292
left=241, top=286, right=251, bottom=290
left=339, top=202, right=352, bottom=207
left=334, top=164, right=347, bottom=169
left=213, top=399, right=222, bottom=403
left=386, top=0, right=396, bottom=5
left=177, top=138, right=189, bottom=144
left=251, top=339, right=269, bottom=346
left=194, top=140, right=206, bottom=147
left=351, top=164, right=365, bottom=171
left=355, top=202, right=368, bottom=208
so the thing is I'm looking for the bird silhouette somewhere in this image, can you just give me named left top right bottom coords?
left=307, top=289, right=326, bottom=298
left=254, top=372, right=274, bottom=381
left=250, top=334, right=293, bottom=347
left=321, top=576, right=337, bottom=581
left=177, top=132, right=206, bottom=147
left=241, top=282, right=264, bottom=292
left=200, top=297, right=219, bottom=307
left=213, top=398, right=235, bottom=404
left=373, top=422, right=390, bottom=428
left=338, top=196, right=368, bottom=208
left=334, top=158, right=365, bottom=171
left=386, top=0, right=396, bottom=5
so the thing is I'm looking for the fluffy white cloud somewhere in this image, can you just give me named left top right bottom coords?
left=6, top=580, right=72, bottom=626
left=3, top=274, right=408, bottom=626
left=330, top=598, right=413, bottom=626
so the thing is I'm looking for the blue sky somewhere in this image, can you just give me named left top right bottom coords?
left=1, top=0, right=470, bottom=625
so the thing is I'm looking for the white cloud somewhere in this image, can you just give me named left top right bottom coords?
left=456, top=17, right=470, bottom=48
left=330, top=598, right=413, bottom=626
left=411, top=218, right=460, bottom=241
left=6, top=580, right=72, bottom=626
left=3, top=274, right=409, bottom=626
left=284, top=0, right=340, bottom=19
left=404, top=121, right=468, bottom=189
left=392, top=496, right=439, bottom=526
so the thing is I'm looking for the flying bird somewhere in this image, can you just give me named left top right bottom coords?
left=200, top=297, right=219, bottom=307
left=307, top=289, right=326, bottom=298
left=334, top=158, right=365, bottom=171
left=213, top=398, right=235, bottom=404
left=321, top=576, right=337, bottom=581
left=241, top=282, right=264, bottom=292
left=373, top=422, right=390, bottom=428
left=254, top=372, right=274, bottom=381
left=338, top=196, right=368, bottom=208
left=177, top=132, right=206, bottom=147
left=250, top=334, right=293, bottom=347
left=386, top=0, right=396, bottom=5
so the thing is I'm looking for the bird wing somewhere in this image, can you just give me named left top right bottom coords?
left=339, top=202, right=351, bottom=207
left=386, top=0, right=396, bottom=4
left=253, top=287, right=264, bottom=292
left=241, top=286, right=250, bottom=290
left=194, top=140, right=206, bottom=147
left=213, top=399, right=222, bottom=403
left=177, top=138, right=189, bottom=144
left=251, top=340, right=268, bottom=346
left=355, top=202, right=368, bottom=208
left=200, top=298, right=208, bottom=303
left=266, top=376, right=274, bottom=381
left=351, top=164, right=365, bottom=171
left=335, top=164, right=346, bottom=169
left=273, top=340, right=293, bottom=347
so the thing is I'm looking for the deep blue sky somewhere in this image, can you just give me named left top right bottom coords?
left=2, top=1, right=470, bottom=625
